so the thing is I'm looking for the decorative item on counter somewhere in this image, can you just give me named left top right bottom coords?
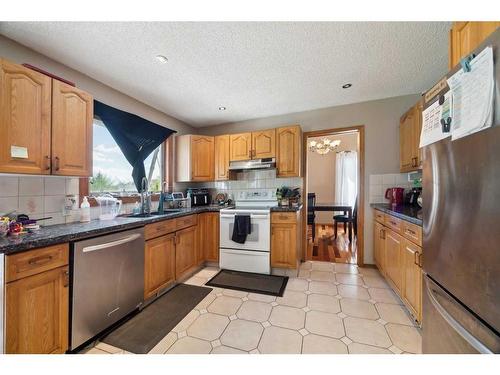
left=215, top=192, right=228, bottom=206
left=0, top=217, right=10, bottom=237
left=9, top=221, right=24, bottom=236
left=276, top=186, right=301, bottom=207
left=80, top=196, right=91, bottom=222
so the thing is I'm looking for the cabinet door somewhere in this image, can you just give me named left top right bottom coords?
left=0, top=59, right=52, bottom=174
left=175, top=226, right=197, bottom=280
left=399, top=108, right=415, bottom=172
left=198, top=212, right=219, bottom=263
left=52, top=80, right=93, bottom=176
left=215, top=134, right=230, bottom=181
left=6, top=266, right=69, bottom=354
left=276, top=125, right=301, bottom=177
left=191, top=135, right=215, bottom=181
left=144, top=233, right=176, bottom=299
left=271, top=223, right=297, bottom=268
left=252, top=129, right=275, bottom=159
left=230, top=133, right=252, bottom=161
left=449, top=22, right=500, bottom=69
left=402, top=239, right=423, bottom=322
left=373, top=221, right=386, bottom=274
left=414, top=100, right=423, bottom=168
left=385, top=229, right=403, bottom=293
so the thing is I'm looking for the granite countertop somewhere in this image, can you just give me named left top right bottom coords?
left=270, top=204, right=303, bottom=212
left=0, top=205, right=228, bottom=255
left=371, top=203, right=422, bottom=226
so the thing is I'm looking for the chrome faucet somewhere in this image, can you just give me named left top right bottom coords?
left=140, top=177, right=151, bottom=215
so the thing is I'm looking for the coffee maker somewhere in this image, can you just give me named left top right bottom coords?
left=405, top=187, right=422, bottom=206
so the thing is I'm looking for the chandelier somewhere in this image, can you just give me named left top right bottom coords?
left=308, top=138, right=341, bottom=155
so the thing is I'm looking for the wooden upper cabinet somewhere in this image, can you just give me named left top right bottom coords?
left=51, top=80, right=93, bottom=176
left=276, top=125, right=301, bottom=177
left=449, top=22, right=500, bottom=69
left=215, top=134, right=230, bottom=181
left=399, top=103, right=422, bottom=173
left=191, top=135, right=215, bottom=181
left=0, top=59, right=52, bottom=175
left=144, top=233, right=176, bottom=299
left=230, top=132, right=252, bottom=161
left=252, top=129, right=275, bottom=159
left=6, top=265, right=69, bottom=354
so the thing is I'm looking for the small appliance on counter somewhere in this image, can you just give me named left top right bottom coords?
left=385, top=187, right=405, bottom=206
left=95, top=194, right=122, bottom=220
left=187, top=188, right=211, bottom=207
left=405, top=187, right=422, bottom=206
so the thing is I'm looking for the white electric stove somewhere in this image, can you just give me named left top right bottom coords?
left=219, top=190, right=278, bottom=274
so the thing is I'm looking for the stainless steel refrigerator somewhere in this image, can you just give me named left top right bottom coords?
left=422, top=29, right=500, bottom=354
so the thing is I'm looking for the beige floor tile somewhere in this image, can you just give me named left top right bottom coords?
left=187, top=313, right=229, bottom=341
left=307, top=293, right=341, bottom=314
left=338, top=284, right=370, bottom=300
left=344, top=317, right=392, bottom=348
left=248, top=292, right=276, bottom=303
left=358, top=267, right=382, bottom=277
left=184, top=276, right=207, bottom=286
left=336, top=273, right=364, bottom=286
left=207, top=295, right=243, bottom=316
left=340, top=298, right=379, bottom=319
left=298, top=269, right=311, bottom=279
left=334, top=263, right=358, bottom=274
left=386, top=323, right=422, bottom=353
left=368, top=288, right=402, bottom=304
left=195, top=292, right=217, bottom=311
left=220, top=319, right=264, bottom=351
left=269, top=305, right=306, bottom=330
left=237, top=300, right=272, bottom=322
left=222, top=288, right=248, bottom=298
left=311, top=262, right=335, bottom=272
left=258, top=326, right=303, bottom=354
left=95, top=342, right=124, bottom=354
left=300, top=261, right=312, bottom=270
left=172, top=309, right=201, bottom=333
left=309, top=270, right=335, bottom=282
left=276, top=290, right=307, bottom=308
left=166, top=336, right=212, bottom=354
left=363, top=276, right=390, bottom=288
left=286, top=278, right=309, bottom=292
left=195, top=267, right=220, bottom=279
left=148, top=332, right=177, bottom=354
left=348, top=342, right=392, bottom=354
left=308, top=281, right=338, bottom=296
left=211, top=345, right=248, bottom=354
left=305, top=310, right=345, bottom=338
left=376, top=303, right=414, bottom=326
left=302, top=334, right=348, bottom=354
left=84, top=347, right=109, bottom=354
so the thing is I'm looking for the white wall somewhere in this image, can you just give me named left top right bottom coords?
left=200, top=94, right=422, bottom=264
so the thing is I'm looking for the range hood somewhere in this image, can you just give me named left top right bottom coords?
left=228, top=158, right=276, bottom=171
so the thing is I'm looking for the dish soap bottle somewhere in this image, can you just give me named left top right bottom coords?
left=80, top=196, right=91, bottom=223
left=186, top=191, right=191, bottom=208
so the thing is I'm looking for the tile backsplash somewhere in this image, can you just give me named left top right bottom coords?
left=0, top=175, right=81, bottom=225
left=369, top=173, right=417, bottom=204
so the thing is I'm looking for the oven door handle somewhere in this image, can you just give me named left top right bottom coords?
left=220, top=214, right=269, bottom=219
left=221, top=249, right=268, bottom=256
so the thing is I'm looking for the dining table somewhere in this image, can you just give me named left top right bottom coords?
left=310, top=202, right=353, bottom=240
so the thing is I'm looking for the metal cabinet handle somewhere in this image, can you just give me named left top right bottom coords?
left=63, top=269, right=69, bottom=288
left=45, top=155, right=51, bottom=170
left=28, top=255, right=53, bottom=265
left=54, top=156, right=60, bottom=171
left=418, top=253, right=423, bottom=268
left=414, top=250, right=420, bottom=266
left=406, top=228, right=416, bottom=236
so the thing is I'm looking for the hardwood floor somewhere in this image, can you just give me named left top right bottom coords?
left=306, top=224, right=357, bottom=264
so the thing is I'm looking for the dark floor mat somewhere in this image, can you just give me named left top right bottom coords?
left=206, top=269, right=288, bottom=297
left=101, top=284, right=211, bottom=354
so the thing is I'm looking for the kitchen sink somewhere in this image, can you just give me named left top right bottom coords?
left=125, top=209, right=181, bottom=218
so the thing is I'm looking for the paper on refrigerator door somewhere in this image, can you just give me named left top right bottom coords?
left=447, top=46, right=494, bottom=141
left=419, top=91, right=452, bottom=148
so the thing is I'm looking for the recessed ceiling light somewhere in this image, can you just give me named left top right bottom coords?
left=155, top=55, right=168, bottom=64
left=218, top=106, right=227, bottom=111
left=342, top=83, right=352, bottom=89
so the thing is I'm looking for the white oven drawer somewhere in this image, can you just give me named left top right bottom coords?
left=219, top=248, right=270, bottom=274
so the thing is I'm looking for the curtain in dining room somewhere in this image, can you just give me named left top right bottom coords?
left=335, top=151, right=358, bottom=209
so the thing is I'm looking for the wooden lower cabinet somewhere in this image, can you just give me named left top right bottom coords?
left=402, top=239, right=423, bottom=322
left=6, top=265, right=69, bottom=354
left=175, top=225, right=197, bottom=280
left=373, top=221, right=386, bottom=274
left=198, top=212, right=219, bottom=263
left=271, top=211, right=302, bottom=269
left=144, top=233, right=176, bottom=299
left=384, top=228, right=404, bottom=293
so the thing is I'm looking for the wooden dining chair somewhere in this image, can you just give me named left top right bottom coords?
left=307, top=193, right=316, bottom=241
left=333, top=198, right=357, bottom=241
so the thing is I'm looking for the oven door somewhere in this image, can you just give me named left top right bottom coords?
left=219, top=211, right=270, bottom=252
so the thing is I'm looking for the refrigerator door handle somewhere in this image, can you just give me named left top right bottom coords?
left=425, top=278, right=493, bottom=354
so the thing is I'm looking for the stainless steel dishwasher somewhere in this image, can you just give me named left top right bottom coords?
left=71, top=227, right=145, bottom=350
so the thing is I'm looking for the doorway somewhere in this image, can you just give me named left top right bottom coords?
left=302, top=126, right=365, bottom=266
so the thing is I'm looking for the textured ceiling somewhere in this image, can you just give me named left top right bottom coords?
left=0, top=22, right=450, bottom=127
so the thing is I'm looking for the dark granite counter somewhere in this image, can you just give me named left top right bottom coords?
left=371, top=203, right=422, bottom=226
left=270, top=204, right=303, bottom=212
left=0, top=205, right=229, bottom=255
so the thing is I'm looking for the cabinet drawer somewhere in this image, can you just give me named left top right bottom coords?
left=176, top=214, right=198, bottom=230
left=384, top=214, right=402, bottom=234
left=6, top=243, right=69, bottom=283
left=145, top=219, right=176, bottom=240
left=402, top=221, right=422, bottom=246
left=374, top=210, right=385, bottom=224
left=271, top=212, right=297, bottom=224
